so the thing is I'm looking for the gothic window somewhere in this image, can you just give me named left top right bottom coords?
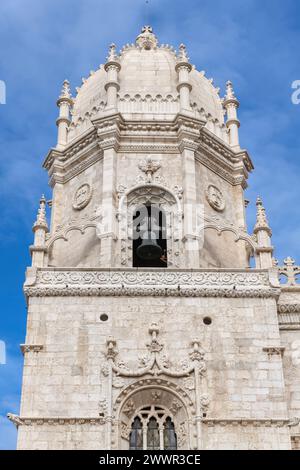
left=129, top=406, right=177, bottom=450
left=132, top=204, right=167, bottom=268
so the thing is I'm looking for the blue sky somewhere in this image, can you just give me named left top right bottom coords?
left=0, top=0, right=299, bottom=449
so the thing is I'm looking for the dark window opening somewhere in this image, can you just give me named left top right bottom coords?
left=129, top=417, right=143, bottom=450
left=133, top=204, right=167, bottom=268
left=163, top=417, right=177, bottom=450
left=147, top=417, right=160, bottom=450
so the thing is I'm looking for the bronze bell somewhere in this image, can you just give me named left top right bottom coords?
left=137, top=230, right=162, bottom=260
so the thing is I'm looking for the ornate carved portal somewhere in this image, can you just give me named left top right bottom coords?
left=101, top=323, right=209, bottom=450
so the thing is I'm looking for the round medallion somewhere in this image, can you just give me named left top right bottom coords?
left=73, top=183, right=93, bottom=210
left=205, top=185, right=225, bottom=212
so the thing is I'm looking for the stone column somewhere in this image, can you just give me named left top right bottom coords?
left=179, top=138, right=200, bottom=267
left=233, top=180, right=247, bottom=230
left=56, top=80, right=72, bottom=150
left=97, top=116, right=121, bottom=267
left=253, top=197, right=273, bottom=269
left=223, top=81, right=240, bottom=151
left=175, top=44, right=192, bottom=112
left=30, top=195, right=49, bottom=268
left=104, top=44, right=121, bottom=111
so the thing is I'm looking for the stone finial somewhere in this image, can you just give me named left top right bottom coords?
left=33, top=195, right=48, bottom=231
left=225, top=80, right=236, bottom=100
left=254, top=197, right=271, bottom=235
left=284, top=256, right=295, bottom=267
left=177, top=43, right=189, bottom=62
left=136, top=25, right=158, bottom=50
left=59, top=79, right=71, bottom=100
left=107, top=43, right=118, bottom=62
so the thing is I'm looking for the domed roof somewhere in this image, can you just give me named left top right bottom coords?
left=69, top=27, right=226, bottom=143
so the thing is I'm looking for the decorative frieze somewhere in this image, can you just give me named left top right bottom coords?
left=23, top=268, right=278, bottom=299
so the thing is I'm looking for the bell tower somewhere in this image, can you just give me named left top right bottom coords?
left=12, top=26, right=299, bottom=450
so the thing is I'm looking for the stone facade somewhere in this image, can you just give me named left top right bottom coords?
left=10, top=26, right=300, bottom=450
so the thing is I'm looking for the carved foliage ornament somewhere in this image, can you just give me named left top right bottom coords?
left=73, top=183, right=93, bottom=210
left=206, top=185, right=225, bottom=212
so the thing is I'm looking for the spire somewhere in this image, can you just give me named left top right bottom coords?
left=177, top=43, right=189, bottom=63
left=136, top=25, right=158, bottom=50
left=59, top=79, right=72, bottom=100
left=104, top=43, right=121, bottom=110
left=31, top=195, right=48, bottom=268
left=175, top=44, right=192, bottom=113
left=223, top=80, right=240, bottom=150
left=225, top=80, right=237, bottom=101
left=254, top=197, right=271, bottom=236
left=56, top=79, right=72, bottom=149
left=106, top=43, right=118, bottom=62
left=33, top=195, right=48, bottom=231
left=253, top=197, right=273, bottom=269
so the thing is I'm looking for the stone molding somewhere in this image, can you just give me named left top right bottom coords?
left=23, top=269, right=278, bottom=299
left=278, top=304, right=300, bottom=313
left=278, top=311, right=300, bottom=330
left=203, top=419, right=290, bottom=427
left=7, top=413, right=294, bottom=429
left=43, top=113, right=252, bottom=189
left=7, top=414, right=105, bottom=428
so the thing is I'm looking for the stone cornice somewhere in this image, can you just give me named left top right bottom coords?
left=44, top=129, right=101, bottom=187
left=202, top=418, right=289, bottom=428
left=42, top=113, right=252, bottom=187
left=7, top=414, right=105, bottom=428
left=23, top=268, right=279, bottom=299
left=197, top=129, right=251, bottom=187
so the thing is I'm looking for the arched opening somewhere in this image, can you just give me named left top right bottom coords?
left=129, top=406, right=177, bottom=450
left=132, top=204, right=167, bottom=268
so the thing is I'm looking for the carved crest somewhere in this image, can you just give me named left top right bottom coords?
left=73, top=183, right=93, bottom=210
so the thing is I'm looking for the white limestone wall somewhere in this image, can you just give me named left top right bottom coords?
left=279, top=290, right=300, bottom=441
left=18, top=294, right=290, bottom=450
left=49, top=159, right=103, bottom=267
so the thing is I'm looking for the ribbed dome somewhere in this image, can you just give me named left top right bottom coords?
left=68, top=27, right=226, bottom=143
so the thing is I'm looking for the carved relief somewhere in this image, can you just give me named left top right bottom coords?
left=73, top=183, right=93, bottom=210
left=205, top=185, right=225, bottom=212
left=99, top=323, right=209, bottom=449
left=98, top=399, right=108, bottom=418
left=25, top=269, right=276, bottom=299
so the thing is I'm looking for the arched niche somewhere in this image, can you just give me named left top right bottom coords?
left=117, top=184, right=183, bottom=268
